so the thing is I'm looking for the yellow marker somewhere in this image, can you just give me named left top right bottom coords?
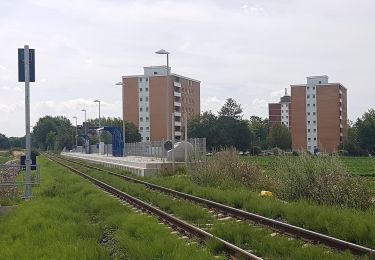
left=260, top=191, right=273, bottom=197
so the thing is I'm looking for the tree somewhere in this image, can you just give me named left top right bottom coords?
left=0, top=133, right=10, bottom=149
left=87, top=117, right=141, bottom=143
left=33, top=116, right=73, bottom=151
left=249, top=116, right=269, bottom=150
left=267, top=125, right=291, bottom=150
left=218, top=98, right=243, bottom=120
left=355, top=109, right=375, bottom=154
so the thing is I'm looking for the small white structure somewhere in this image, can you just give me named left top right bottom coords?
left=167, top=141, right=193, bottom=162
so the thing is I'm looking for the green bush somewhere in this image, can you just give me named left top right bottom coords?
left=269, top=153, right=372, bottom=210
left=250, top=146, right=262, bottom=155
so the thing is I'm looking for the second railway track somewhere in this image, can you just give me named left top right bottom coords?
left=49, top=152, right=375, bottom=257
left=44, top=153, right=262, bottom=260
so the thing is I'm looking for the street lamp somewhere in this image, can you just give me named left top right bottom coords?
left=116, top=81, right=126, bottom=157
left=81, top=109, right=87, bottom=136
left=94, top=100, right=101, bottom=154
left=73, top=116, right=78, bottom=150
left=155, top=49, right=170, bottom=141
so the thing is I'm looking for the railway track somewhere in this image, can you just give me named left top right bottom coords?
left=44, top=153, right=262, bottom=260
left=50, top=153, right=375, bottom=257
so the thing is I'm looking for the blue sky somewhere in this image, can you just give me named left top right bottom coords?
left=1, top=0, right=375, bottom=136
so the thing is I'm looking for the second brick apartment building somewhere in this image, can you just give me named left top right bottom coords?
left=121, top=66, right=200, bottom=142
left=269, top=76, right=348, bottom=153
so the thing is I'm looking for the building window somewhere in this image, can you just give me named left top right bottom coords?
left=140, top=88, right=142, bottom=92
left=313, top=103, right=316, bottom=107
left=140, top=107, right=143, bottom=112
left=313, top=112, right=316, bottom=115
left=146, top=107, right=149, bottom=112
left=154, top=72, right=157, bottom=75
left=313, top=94, right=316, bottom=98
left=140, top=127, right=143, bottom=131
left=146, top=137, right=150, bottom=141
left=307, top=112, right=310, bottom=116
left=140, top=117, right=143, bottom=122
left=281, top=116, right=284, bottom=119
left=313, top=86, right=315, bottom=90
left=146, top=127, right=149, bottom=132
left=308, top=121, right=310, bottom=124
left=146, top=78, right=148, bottom=82
left=314, top=137, right=316, bottom=141
left=139, top=78, right=142, bottom=82
left=307, top=86, right=310, bottom=90
left=146, top=97, right=149, bottom=101
left=308, top=146, right=311, bottom=150
left=146, top=88, right=149, bottom=92
left=286, top=116, right=288, bottom=118
left=308, top=129, right=311, bottom=133
left=140, top=97, right=142, bottom=101
left=146, top=117, right=149, bottom=122
left=307, top=95, right=310, bottom=98
left=318, top=81, right=321, bottom=84
left=313, top=120, right=316, bottom=124
left=307, top=104, right=310, bottom=107
left=308, top=138, right=311, bottom=141
left=314, top=129, right=316, bottom=132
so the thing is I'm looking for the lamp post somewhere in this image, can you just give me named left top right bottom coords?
left=73, top=116, right=78, bottom=149
left=155, top=49, right=170, bottom=141
left=81, top=109, right=87, bottom=135
left=94, top=100, right=101, bottom=154
left=116, top=81, right=126, bottom=157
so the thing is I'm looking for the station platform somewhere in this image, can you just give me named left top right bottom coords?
left=61, top=152, right=181, bottom=177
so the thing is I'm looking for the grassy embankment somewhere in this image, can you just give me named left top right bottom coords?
left=80, top=153, right=375, bottom=250
left=68, top=158, right=356, bottom=259
left=0, top=157, right=219, bottom=260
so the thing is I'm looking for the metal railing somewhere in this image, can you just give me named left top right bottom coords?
left=125, top=138, right=206, bottom=160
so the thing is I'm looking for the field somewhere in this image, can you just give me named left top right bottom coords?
left=0, top=157, right=219, bottom=259
left=245, top=155, right=375, bottom=177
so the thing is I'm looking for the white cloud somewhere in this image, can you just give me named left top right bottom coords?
left=1, top=0, right=375, bottom=136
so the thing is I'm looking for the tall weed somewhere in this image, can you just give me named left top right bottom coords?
left=187, top=149, right=268, bottom=190
left=269, top=153, right=372, bottom=210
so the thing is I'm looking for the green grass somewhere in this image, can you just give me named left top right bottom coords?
left=0, top=157, right=219, bottom=260
left=70, top=157, right=375, bottom=249
left=245, top=156, right=375, bottom=177
left=0, top=150, right=11, bottom=164
left=63, top=159, right=367, bottom=259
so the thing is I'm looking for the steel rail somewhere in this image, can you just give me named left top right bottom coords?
left=45, top=153, right=262, bottom=260
left=55, top=153, right=375, bottom=256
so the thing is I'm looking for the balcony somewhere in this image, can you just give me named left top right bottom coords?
left=174, top=101, right=181, bottom=107
left=175, top=121, right=181, bottom=126
left=174, top=91, right=181, bottom=97
left=174, top=111, right=181, bottom=117
left=174, top=82, right=181, bottom=88
left=174, top=131, right=182, bottom=136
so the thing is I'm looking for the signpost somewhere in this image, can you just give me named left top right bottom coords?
left=18, top=45, right=35, bottom=199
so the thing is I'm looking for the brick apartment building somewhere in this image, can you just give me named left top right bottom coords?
left=121, top=66, right=200, bottom=142
left=269, top=76, right=347, bottom=153
left=268, top=89, right=291, bottom=128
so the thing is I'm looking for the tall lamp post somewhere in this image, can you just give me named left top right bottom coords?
left=116, top=81, right=126, bottom=157
left=155, top=49, right=170, bottom=141
left=73, top=116, right=78, bottom=150
left=81, top=109, right=87, bottom=153
left=94, top=100, right=101, bottom=154
left=81, top=109, right=87, bottom=135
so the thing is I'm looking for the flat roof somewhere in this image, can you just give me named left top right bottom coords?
left=291, top=83, right=346, bottom=89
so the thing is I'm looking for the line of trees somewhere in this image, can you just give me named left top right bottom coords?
left=0, top=116, right=141, bottom=152
left=189, top=98, right=375, bottom=156
left=188, top=98, right=291, bottom=153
